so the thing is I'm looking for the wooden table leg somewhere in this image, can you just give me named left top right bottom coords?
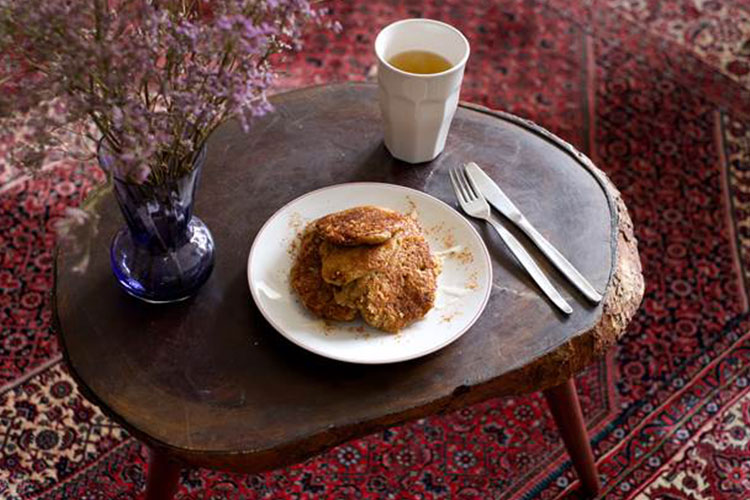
left=543, top=378, right=600, bottom=497
left=145, top=448, right=182, bottom=500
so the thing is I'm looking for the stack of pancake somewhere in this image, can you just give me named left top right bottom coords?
left=290, top=206, right=440, bottom=333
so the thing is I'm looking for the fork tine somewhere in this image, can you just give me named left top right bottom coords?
left=453, top=165, right=473, bottom=201
left=462, top=163, right=483, bottom=201
left=449, top=166, right=466, bottom=203
left=452, top=169, right=467, bottom=203
left=448, top=168, right=461, bottom=203
left=458, top=166, right=477, bottom=200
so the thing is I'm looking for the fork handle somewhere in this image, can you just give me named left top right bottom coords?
left=515, top=215, right=602, bottom=303
left=488, top=217, right=573, bottom=315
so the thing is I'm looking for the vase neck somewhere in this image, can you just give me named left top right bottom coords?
left=100, top=145, right=207, bottom=252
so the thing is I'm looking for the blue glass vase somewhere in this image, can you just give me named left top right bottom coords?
left=98, top=144, right=215, bottom=303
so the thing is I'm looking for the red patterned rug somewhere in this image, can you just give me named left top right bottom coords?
left=3, top=1, right=750, bottom=498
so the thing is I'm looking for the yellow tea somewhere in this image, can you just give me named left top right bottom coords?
left=388, top=50, right=453, bottom=74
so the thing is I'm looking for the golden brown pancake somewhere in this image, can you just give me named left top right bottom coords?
left=315, top=206, right=407, bottom=246
left=290, top=227, right=357, bottom=321
left=291, top=207, right=439, bottom=332
left=318, top=213, right=422, bottom=287
left=335, top=234, right=440, bottom=333
left=319, top=236, right=401, bottom=286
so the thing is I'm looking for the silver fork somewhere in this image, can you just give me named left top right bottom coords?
left=449, top=165, right=573, bottom=315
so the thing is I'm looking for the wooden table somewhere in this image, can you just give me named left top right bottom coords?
left=54, top=83, right=644, bottom=499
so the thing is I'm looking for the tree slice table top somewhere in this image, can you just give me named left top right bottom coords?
left=54, top=83, right=644, bottom=472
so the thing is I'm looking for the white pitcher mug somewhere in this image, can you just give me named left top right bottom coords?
left=375, top=19, right=470, bottom=164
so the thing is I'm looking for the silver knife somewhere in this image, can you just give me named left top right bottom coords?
left=464, top=162, right=603, bottom=303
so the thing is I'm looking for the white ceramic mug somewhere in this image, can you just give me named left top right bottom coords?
left=375, top=19, right=470, bottom=164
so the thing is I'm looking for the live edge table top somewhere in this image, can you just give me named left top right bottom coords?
left=54, top=83, right=644, bottom=472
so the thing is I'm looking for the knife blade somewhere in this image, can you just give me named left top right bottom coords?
left=464, top=162, right=603, bottom=303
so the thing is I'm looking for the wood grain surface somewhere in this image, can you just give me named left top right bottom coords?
left=55, top=83, right=644, bottom=472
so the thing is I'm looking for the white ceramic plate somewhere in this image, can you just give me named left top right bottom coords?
left=247, top=182, right=492, bottom=364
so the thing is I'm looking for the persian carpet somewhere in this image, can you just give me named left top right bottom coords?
left=3, top=0, right=750, bottom=498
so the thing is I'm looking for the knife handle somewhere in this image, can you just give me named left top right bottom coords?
left=515, top=216, right=603, bottom=303
left=487, top=217, right=573, bottom=315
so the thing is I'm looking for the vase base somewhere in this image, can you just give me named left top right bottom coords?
left=110, top=216, right=215, bottom=303
left=120, top=289, right=194, bottom=304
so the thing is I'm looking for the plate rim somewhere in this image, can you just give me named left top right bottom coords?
left=246, top=181, right=493, bottom=364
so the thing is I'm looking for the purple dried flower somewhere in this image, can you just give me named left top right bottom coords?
left=0, top=0, right=335, bottom=185
left=53, top=207, right=100, bottom=273
left=130, top=164, right=152, bottom=184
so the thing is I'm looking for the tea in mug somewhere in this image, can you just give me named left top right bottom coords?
left=388, top=50, right=452, bottom=74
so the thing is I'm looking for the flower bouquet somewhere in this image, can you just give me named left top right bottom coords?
left=0, top=0, right=336, bottom=302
